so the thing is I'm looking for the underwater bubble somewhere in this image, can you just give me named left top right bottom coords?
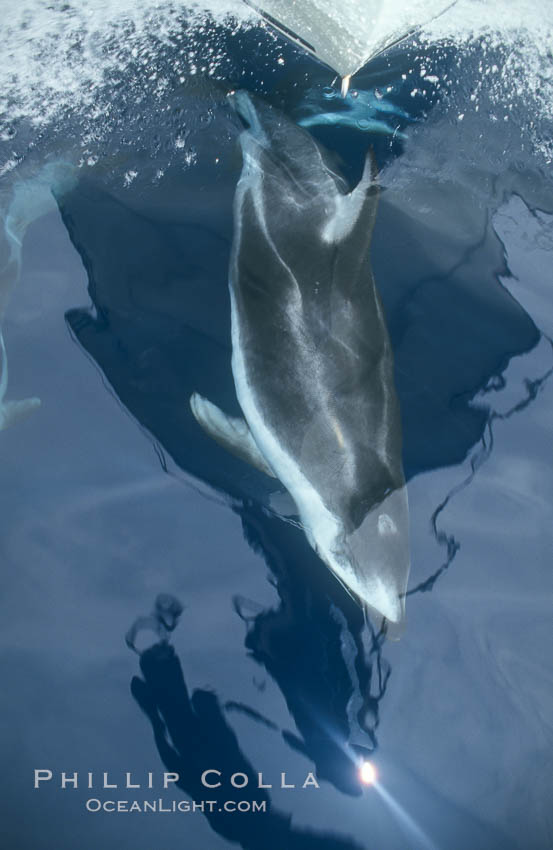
left=322, top=86, right=336, bottom=99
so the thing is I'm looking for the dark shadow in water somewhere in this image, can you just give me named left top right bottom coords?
left=234, top=502, right=389, bottom=795
left=130, top=633, right=365, bottom=850
left=55, top=143, right=540, bottom=790
left=57, top=177, right=391, bottom=790
left=130, top=595, right=519, bottom=850
left=57, top=169, right=538, bottom=489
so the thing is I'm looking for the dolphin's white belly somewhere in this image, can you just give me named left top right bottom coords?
left=230, top=289, right=403, bottom=623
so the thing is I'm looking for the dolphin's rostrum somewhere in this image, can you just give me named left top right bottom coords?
left=191, top=92, right=409, bottom=624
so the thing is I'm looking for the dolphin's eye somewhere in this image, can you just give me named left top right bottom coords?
left=378, top=513, right=396, bottom=535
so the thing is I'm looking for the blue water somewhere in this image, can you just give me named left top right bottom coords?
left=1, top=11, right=553, bottom=850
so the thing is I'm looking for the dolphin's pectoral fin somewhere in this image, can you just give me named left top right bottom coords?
left=190, top=392, right=276, bottom=478
left=0, top=397, right=41, bottom=431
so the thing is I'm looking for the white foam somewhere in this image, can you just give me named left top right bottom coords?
left=1, top=0, right=551, bottom=155
left=419, top=0, right=553, bottom=161
left=0, top=0, right=252, bottom=134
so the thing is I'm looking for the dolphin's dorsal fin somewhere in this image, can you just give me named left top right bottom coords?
left=0, top=397, right=41, bottom=430
left=190, top=392, right=276, bottom=478
left=321, top=149, right=378, bottom=245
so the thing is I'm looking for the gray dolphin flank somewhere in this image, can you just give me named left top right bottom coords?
left=191, top=91, right=409, bottom=624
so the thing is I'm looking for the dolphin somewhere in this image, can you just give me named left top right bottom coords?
left=0, top=161, right=76, bottom=432
left=297, top=86, right=410, bottom=137
left=191, top=92, right=409, bottom=624
left=298, top=111, right=407, bottom=139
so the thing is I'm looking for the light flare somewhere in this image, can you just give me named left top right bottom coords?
left=359, top=760, right=377, bottom=785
